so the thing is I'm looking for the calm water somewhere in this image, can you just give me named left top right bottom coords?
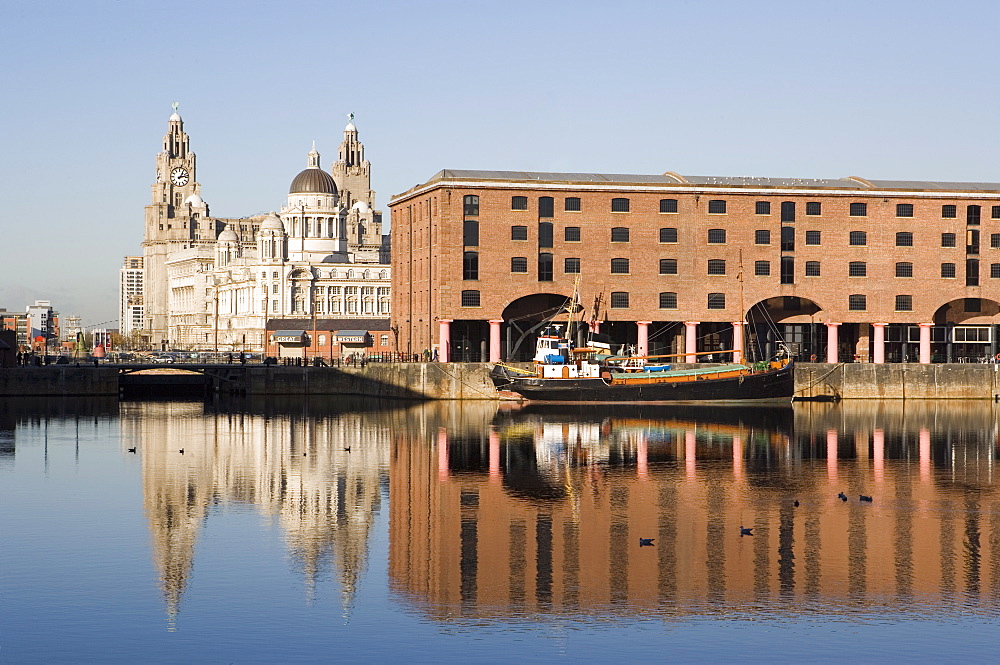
left=4, top=397, right=1000, bottom=663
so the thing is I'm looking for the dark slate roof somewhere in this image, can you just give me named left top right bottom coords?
left=289, top=167, right=338, bottom=195
left=411, top=169, right=1000, bottom=193
left=266, top=318, right=390, bottom=331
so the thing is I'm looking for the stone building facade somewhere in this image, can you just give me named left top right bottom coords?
left=390, top=169, right=1000, bottom=363
left=140, top=108, right=390, bottom=351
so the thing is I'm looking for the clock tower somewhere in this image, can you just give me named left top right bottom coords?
left=142, top=104, right=210, bottom=347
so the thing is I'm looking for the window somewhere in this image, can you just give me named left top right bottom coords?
left=992, top=263, right=1000, bottom=279
left=538, top=222, right=553, bottom=248
left=538, top=196, right=554, bottom=218
left=805, top=230, right=821, bottom=245
left=849, top=294, right=867, bottom=311
left=991, top=233, right=1000, bottom=248
left=941, top=233, right=956, bottom=247
left=896, top=262, right=913, bottom=277
left=380, top=334, right=389, bottom=346
left=511, top=225, right=528, bottom=240
left=968, top=204, right=982, bottom=225
left=564, top=197, right=581, bottom=212
left=610, top=292, right=630, bottom=308
left=849, top=231, right=867, bottom=246
left=967, top=258, right=980, bottom=286
left=849, top=261, right=867, bottom=277
left=659, top=258, right=677, bottom=275
left=781, top=256, right=794, bottom=284
left=512, top=196, right=528, bottom=211
left=895, top=295, right=913, bottom=311
left=993, top=205, right=1000, bottom=219
left=850, top=202, right=867, bottom=216
left=611, top=258, right=630, bottom=274
left=896, top=232, right=913, bottom=247
left=564, top=226, right=581, bottom=241
left=965, top=297, right=982, bottom=312
left=806, top=202, right=822, bottom=216
left=941, top=262, right=956, bottom=278
left=755, top=260, right=771, bottom=276
left=461, top=290, right=481, bottom=307
left=660, top=227, right=678, bottom=243
left=708, top=200, right=727, bottom=214
left=463, top=220, right=479, bottom=246
left=611, top=198, right=630, bottom=212
left=942, top=204, right=957, bottom=218
left=564, top=257, right=581, bottom=274
left=511, top=257, right=528, bottom=273
left=708, top=228, right=726, bottom=244
left=755, top=201, right=771, bottom=215
left=463, top=251, right=478, bottom=280
left=538, top=253, right=553, bottom=281
left=463, top=195, right=479, bottom=216
left=659, top=292, right=677, bottom=309
left=781, top=226, right=795, bottom=251
left=611, top=227, right=630, bottom=242
left=755, top=229, right=771, bottom=244
left=781, top=201, right=796, bottom=222
left=707, top=293, right=726, bottom=309
left=660, top=198, right=678, bottom=213
left=708, top=259, right=727, bottom=275
left=805, top=261, right=821, bottom=276
left=896, top=203, right=914, bottom=217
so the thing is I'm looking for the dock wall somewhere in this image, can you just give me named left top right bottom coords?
left=794, top=362, right=1000, bottom=400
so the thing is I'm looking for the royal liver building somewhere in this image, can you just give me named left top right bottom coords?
left=139, top=107, right=390, bottom=351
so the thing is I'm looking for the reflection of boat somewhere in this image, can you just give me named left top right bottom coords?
left=491, top=326, right=794, bottom=404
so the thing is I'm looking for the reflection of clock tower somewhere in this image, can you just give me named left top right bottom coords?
left=142, top=104, right=210, bottom=347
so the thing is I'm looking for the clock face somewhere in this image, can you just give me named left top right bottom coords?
left=170, top=167, right=189, bottom=186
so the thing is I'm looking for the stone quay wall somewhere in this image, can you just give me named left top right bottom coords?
left=0, top=367, right=119, bottom=396
left=794, top=362, right=1000, bottom=400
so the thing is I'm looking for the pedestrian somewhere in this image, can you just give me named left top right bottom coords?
left=432, top=348, right=439, bottom=362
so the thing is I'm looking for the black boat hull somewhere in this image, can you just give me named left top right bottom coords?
left=494, top=362, right=794, bottom=403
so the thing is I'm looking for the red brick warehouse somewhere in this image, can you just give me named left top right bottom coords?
left=389, top=170, right=1000, bottom=364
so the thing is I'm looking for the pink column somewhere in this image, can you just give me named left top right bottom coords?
left=488, top=319, right=503, bottom=363
left=873, top=323, right=887, bottom=364
left=637, top=431, right=648, bottom=480
left=919, top=427, right=931, bottom=482
left=685, top=429, right=697, bottom=478
left=918, top=322, right=932, bottom=364
left=873, top=428, right=885, bottom=483
left=732, top=434, right=744, bottom=479
left=438, top=319, right=452, bottom=362
left=827, top=428, right=838, bottom=481
left=826, top=322, right=841, bottom=364
left=636, top=321, right=651, bottom=357
left=437, top=428, right=450, bottom=482
left=684, top=321, right=700, bottom=362
left=488, top=429, right=500, bottom=483
left=731, top=321, right=744, bottom=363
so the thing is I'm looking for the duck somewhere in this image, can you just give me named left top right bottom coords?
left=860, top=495, right=873, bottom=503
left=740, top=526, right=753, bottom=537
left=639, top=538, right=655, bottom=547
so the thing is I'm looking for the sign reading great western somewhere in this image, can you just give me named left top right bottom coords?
left=336, top=330, right=369, bottom=343
left=273, top=330, right=306, bottom=343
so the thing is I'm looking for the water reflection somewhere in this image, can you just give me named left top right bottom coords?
left=10, top=397, right=1000, bottom=625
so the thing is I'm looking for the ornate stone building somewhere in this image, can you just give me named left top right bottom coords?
left=139, top=107, right=390, bottom=351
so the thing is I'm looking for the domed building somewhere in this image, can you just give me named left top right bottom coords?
left=139, top=108, right=391, bottom=356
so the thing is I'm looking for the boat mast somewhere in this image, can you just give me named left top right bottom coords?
left=737, top=249, right=746, bottom=364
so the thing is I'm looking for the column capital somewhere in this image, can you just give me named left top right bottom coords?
left=488, top=319, right=504, bottom=324
left=731, top=321, right=745, bottom=327
left=437, top=318, right=453, bottom=324
left=825, top=321, right=841, bottom=327
left=684, top=320, right=701, bottom=326
left=872, top=322, right=888, bottom=328
left=918, top=322, right=934, bottom=328
left=636, top=320, right=652, bottom=325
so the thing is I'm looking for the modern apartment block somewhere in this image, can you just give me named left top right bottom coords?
left=120, top=256, right=144, bottom=336
left=390, top=170, right=1000, bottom=363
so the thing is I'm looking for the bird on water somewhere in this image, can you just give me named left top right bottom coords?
left=344, top=446, right=351, bottom=452
left=740, top=526, right=753, bottom=537
left=860, top=495, right=873, bottom=503
left=639, top=538, right=655, bottom=547
left=793, top=500, right=800, bottom=507
left=178, top=449, right=184, bottom=454
left=837, top=492, right=848, bottom=502
left=127, top=447, right=136, bottom=453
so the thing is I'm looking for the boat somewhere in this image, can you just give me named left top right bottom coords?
left=491, top=325, right=794, bottom=403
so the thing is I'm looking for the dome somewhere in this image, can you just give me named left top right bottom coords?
left=218, top=228, right=239, bottom=242
left=184, top=193, right=204, bottom=206
left=352, top=200, right=371, bottom=213
left=260, top=213, right=283, bottom=231
left=289, top=167, right=337, bottom=195
left=345, top=121, right=356, bottom=132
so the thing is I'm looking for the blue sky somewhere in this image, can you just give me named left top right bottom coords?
left=3, top=0, right=1000, bottom=325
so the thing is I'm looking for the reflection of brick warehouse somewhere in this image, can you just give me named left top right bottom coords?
left=390, top=171, right=1000, bottom=363
left=388, top=407, right=1000, bottom=619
